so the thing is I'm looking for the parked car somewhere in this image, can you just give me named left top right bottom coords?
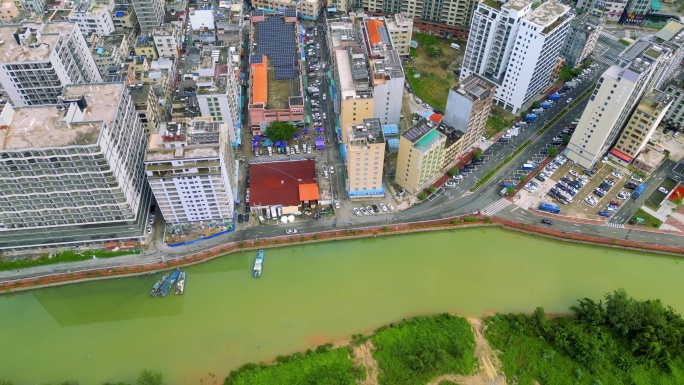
left=238, top=214, right=244, bottom=223
left=366, top=206, right=374, bottom=214
left=444, top=181, right=457, bottom=188
left=360, top=207, right=369, bottom=215
left=387, top=204, right=395, bottom=212
left=285, top=229, right=298, bottom=234
left=541, top=219, right=553, bottom=225
left=598, top=211, right=611, bottom=217
left=379, top=203, right=388, bottom=212
left=371, top=205, right=380, bottom=213
left=398, top=189, right=406, bottom=196
left=658, top=187, right=670, bottom=194
left=353, top=207, right=361, bottom=216
left=630, top=176, right=643, bottom=183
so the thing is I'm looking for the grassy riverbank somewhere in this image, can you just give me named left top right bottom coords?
left=0, top=249, right=139, bottom=271
left=223, top=314, right=477, bottom=385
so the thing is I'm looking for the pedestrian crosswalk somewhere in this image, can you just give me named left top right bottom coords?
left=599, top=30, right=620, bottom=42
left=592, top=53, right=615, bottom=66
left=482, top=198, right=511, bottom=216
left=605, top=222, right=625, bottom=228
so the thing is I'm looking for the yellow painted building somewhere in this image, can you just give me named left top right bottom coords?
left=395, top=120, right=446, bottom=194
left=346, top=118, right=386, bottom=198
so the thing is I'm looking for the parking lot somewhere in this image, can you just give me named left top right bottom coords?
left=644, top=178, right=678, bottom=210
left=516, top=156, right=633, bottom=220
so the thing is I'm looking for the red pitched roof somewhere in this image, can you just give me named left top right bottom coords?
left=249, top=159, right=317, bottom=207
left=429, top=113, right=443, bottom=123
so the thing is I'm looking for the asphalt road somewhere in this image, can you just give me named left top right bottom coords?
left=3, top=29, right=683, bottom=283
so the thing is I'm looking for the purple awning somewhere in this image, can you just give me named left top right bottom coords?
left=315, top=137, right=325, bottom=149
left=294, top=133, right=300, bottom=139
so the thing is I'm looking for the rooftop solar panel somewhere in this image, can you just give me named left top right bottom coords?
left=284, top=8, right=296, bottom=17
left=249, top=55, right=263, bottom=64
left=256, top=16, right=297, bottom=79
left=403, top=121, right=435, bottom=143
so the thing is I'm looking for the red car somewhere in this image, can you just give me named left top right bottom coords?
left=609, top=200, right=620, bottom=206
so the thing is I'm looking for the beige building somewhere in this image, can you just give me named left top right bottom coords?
left=346, top=118, right=386, bottom=198
left=90, top=33, right=131, bottom=79
left=385, top=13, right=413, bottom=56
left=0, top=0, right=20, bottom=23
left=251, top=0, right=322, bottom=20
left=443, top=74, right=496, bottom=157
left=611, top=90, right=673, bottom=163
left=152, top=25, right=179, bottom=58
left=566, top=40, right=673, bottom=168
left=134, top=35, right=158, bottom=61
left=129, top=83, right=161, bottom=133
left=438, top=122, right=465, bottom=168
left=336, top=47, right=375, bottom=138
left=395, top=120, right=446, bottom=194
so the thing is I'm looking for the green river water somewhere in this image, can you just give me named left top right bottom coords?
left=2, top=227, right=684, bottom=384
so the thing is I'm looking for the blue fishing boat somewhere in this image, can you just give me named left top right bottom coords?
left=159, top=269, right=181, bottom=297
left=253, top=250, right=264, bottom=278
left=150, top=274, right=169, bottom=297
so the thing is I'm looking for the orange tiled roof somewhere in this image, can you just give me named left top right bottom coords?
left=366, top=19, right=383, bottom=46
left=298, top=183, right=320, bottom=201
left=251, top=56, right=268, bottom=104
left=429, top=113, right=443, bottom=123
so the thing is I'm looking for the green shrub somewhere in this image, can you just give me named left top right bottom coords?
left=371, top=314, right=477, bottom=385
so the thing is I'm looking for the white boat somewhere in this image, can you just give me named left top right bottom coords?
left=253, top=250, right=264, bottom=278
left=175, top=271, right=186, bottom=295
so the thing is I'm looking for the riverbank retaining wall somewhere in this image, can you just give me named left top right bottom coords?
left=2, top=215, right=684, bottom=294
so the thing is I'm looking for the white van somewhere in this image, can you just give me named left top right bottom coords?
left=268, top=146, right=273, bottom=156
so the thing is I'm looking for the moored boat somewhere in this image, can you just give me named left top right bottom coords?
left=253, top=250, right=264, bottom=278
left=175, top=271, right=186, bottom=295
left=159, top=269, right=181, bottom=297
left=150, top=274, right=169, bottom=297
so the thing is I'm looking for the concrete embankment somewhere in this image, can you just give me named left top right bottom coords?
left=1, top=215, right=683, bottom=294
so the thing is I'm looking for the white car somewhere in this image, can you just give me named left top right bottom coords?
left=611, top=171, right=622, bottom=179
left=146, top=226, right=152, bottom=234
left=569, top=170, right=579, bottom=178
left=387, top=204, right=395, bottom=212
left=444, top=181, right=457, bottom=188
left=616, top=192, right=630, bottom=200
left=329, top=166, right=334, bottom=174
left=285, top=229, right=298, bottom=234
left=452, top=174, right=464, bottom=180
left=630, top=176, right=643, bottom=183
left=658, top=187, right=669, bottom=194
left=334, top=200, right=340, bottom=209
left=379, top=203, right=388, bottom=212
left=353, top=207, right=361, bottom=216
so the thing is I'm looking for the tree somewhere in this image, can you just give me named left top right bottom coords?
left=505, top=186, right=515, bottom=196
left=674, top=196, right=683, bottom=206
left=548, top=147, right=558, bottom=157
left=448, top=167, right=460, bottom=176
left=428, top=186, right=437, bottom=194
left=519, top=175, right=527, bottom=182
left=562, top=134, right=571, bottom=144
left=473, top=150, right=483, bottom=160
left=418, top=192, right=427, bottom=200
left=137, top=370, right=163, bottom=385
left=267, top=121, right=295, bottom=142
left=532, top=101, right=541, bottom=109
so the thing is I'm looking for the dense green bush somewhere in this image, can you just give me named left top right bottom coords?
left=485, top=290, right=684, bottom=385
left=371, top=313, right=477, bottom=385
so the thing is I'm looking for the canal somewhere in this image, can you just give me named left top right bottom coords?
left=2, top=227, right=683, bottom=384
